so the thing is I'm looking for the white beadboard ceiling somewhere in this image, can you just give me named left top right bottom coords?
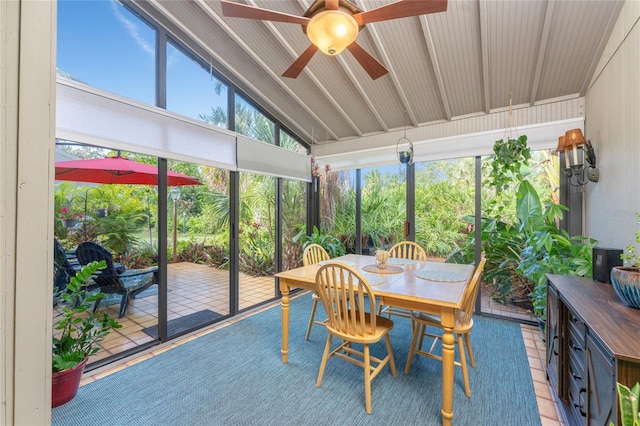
left=133, top=0, right=623, bottom=155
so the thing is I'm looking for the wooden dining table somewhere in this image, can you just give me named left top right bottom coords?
left=275, top=254, right=475, bottom=425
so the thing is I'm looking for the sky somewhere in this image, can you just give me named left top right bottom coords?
left=57, top=0, right=226, bottom=122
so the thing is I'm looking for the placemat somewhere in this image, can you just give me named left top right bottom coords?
left=362, top=264, right=403, bottom=274
left=318, top=259, right=355, bottom=267
left=361, top=272, right=384, bottom=286
left=415, top=269, right=468, bottom=282
left=387, top=258, right=418, bottom=265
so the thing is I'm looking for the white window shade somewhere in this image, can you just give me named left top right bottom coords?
left=315, top=118, right=584, bottom=171
left=56, top=78, right=237, bottom=170
left=237, top=135, right=311, bottom=182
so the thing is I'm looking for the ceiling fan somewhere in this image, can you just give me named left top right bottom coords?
left=220, top=0, right=448, bottom=79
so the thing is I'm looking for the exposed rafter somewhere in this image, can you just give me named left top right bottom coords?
left=419, top=15, right=451, bottom=120
left=478, top=0, right=491, bottom=113
left=529, top=0, right=555, bottom=105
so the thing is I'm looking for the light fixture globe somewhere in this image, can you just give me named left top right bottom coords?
left=306, top=9, right=359, bottom=55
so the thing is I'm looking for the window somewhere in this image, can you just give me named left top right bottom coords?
left=166, top=41, right=228, bottom=128
left=57, top=1, right=156, bottom=105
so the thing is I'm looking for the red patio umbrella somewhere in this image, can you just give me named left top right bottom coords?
left=55, top=156, right=201, bottom=186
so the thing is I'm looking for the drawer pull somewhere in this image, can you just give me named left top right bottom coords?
left=571, top=344, right=583, bottom=351
left=572, top=372, right=582, bottom=380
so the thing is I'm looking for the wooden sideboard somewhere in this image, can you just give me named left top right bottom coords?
left=546, top=274, right=640, bottom=425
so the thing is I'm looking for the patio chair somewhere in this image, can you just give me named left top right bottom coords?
left=315, top=263, right=396, bottom=414
left=75, top=241, right=157, bottom=318
left=302, top=243, right=330, bottom=340
left=404, top=258, right=486, bottom=397
left=378, top=241, right=428, bottom=320
left=53, top=238, right=77, bottom=302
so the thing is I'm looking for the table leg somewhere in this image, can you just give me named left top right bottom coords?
left=280, top=282, right=290, bottom=363
left=440, top=310, right=455, bottom=425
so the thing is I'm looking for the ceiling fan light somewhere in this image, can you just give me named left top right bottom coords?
left=306, top=10, right=358, bottom=56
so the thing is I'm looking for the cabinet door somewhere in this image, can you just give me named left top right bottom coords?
left=586, top=333, right=615, bottom=425
left=546, top=284, right=561, bottom=392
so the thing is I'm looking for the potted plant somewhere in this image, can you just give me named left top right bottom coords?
left=59, top=205, right=83, bottom=228
left=52, top=260, right=121, bottom=407
left=611, top=212, right=640, bottom=309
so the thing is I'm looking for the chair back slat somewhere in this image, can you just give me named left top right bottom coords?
left=76, top=242, right=123, bottom=293
left=316, top=264, right=377, bottom=337
left=388, top=241, right=427, bottom=261
left=458, top=258, right=486, bottom=325
left=303, top=243, right=330, bottom=266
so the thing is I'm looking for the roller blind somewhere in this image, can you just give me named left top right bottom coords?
left=236, top=135, right=311, bottom=182
left=56, top=78, right=237, bottom=170
left=315, top=117, right=584, bottom=171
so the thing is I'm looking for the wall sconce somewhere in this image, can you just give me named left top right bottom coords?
left=556, top=128, right=599, bottom=190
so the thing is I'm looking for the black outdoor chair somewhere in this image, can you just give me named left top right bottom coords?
left=53, top=238, right=78, bottom=303
left=75, top=241, right=157, bottom=318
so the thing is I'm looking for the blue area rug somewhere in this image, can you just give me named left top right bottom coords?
left=52, top=294, right=540, bottom=425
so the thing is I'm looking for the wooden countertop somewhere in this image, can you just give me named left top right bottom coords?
left=547, top=274, right=640, bottom=363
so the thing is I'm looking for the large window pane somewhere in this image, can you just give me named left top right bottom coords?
left=361, top=166, right=406, bottom=254
left=414, top=158, right=475, bottom=259
left=167, top=160, right=230, bottom=337
left=282, top=179, right=307, bottom=271
left=57, top=1, right=156, bottom=105
left=320, top=170, right=355, bottom=253
left=280, top=130, right=307, bottom=154
left=235, top=95, right=275, bottom=144
left=54, top=145, right=159, bottom=365
left=166, top=42, right=228, bottom=128
left=238, top=173, right=277, bottom=309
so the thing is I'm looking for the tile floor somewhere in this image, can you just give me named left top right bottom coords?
left=78, top=288, right=566, bottom=425
left=56, top=262, right=277, bottom=364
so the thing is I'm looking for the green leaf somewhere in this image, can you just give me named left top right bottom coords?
left=617, top=382, right=640, bottom=426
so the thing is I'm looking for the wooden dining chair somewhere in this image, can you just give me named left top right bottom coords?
left=302, top=243, right=330, bottom=340
left=404, top=258, right=486, bottom=397
left=315, top=263, right=397, bottom=414
left=378, top=241, right=428, bottom=319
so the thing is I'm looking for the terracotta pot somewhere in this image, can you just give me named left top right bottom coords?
left=611, top=266, right=640, bottom=309
left=52, top=358, right=87, bottom=408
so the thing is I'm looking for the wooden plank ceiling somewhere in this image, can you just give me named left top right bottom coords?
left=135, top=0, right=623, bottom=151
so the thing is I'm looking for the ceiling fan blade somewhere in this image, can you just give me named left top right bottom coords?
left=220, top=0, right=310, bottom=25
left=346, top=42, right=389, bottom=80
left=282, top=44, right=319, bottom=78
left=354, top=0, right=448, bottom=25
left=325, top=0, right=339, bottom=10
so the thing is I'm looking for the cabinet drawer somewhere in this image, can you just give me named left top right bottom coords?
left=568, top=347, right=585, bottom=383
left=567, top=325, right=586, bottom=359
left=567, top=372, right=587, bottom=423
left=567, top=309, right=585, bottom=345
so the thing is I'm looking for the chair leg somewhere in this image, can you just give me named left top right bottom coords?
left=384, top=334, right=397, bottom=377
left=405, top=322, right=423, bottom=375
left=118, top=292, right=130, bottom=318
left=464, top=332, right=476, bottom=368
left=364, top=343, right=372, bottom=414
left=92, top=296, right=104, bottom=313
left=458, top=334, right=471, bottom=397
left=305, top=298, right=319, bottom=341
left=316, top=334, right=333, bottom=387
